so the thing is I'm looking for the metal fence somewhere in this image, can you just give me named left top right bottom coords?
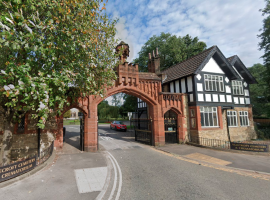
left=188, top=136, right=230, bottom=149
left=131, top=118, right=153, bottom=145
left=38, top=142, right=54, bottom=165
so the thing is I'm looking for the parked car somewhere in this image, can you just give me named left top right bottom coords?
left=110, top=121, right=127, bottom=132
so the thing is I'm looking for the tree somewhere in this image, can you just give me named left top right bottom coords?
left=98, top=100, right=109, bottom=119
left=63, top=110, right=71, bottom=118
left=248, top=63, right=270, bottom=117
left=0, top=0, right=118, bottom=165
left=133, top=32, right=207, bottom=71
left=111, top=93, right=123, bottom=107
left=258, top=0, right=270, bottom=117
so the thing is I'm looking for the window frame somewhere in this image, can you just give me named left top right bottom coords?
left=232, top=80, right=244, bottom=95
left=204, top=74, right=224, bottom=92
left=239, top=111, right=249, bottom=126
left=227, top=111, right=238, bottom=127
left=200, top=106, right=219, bottom=128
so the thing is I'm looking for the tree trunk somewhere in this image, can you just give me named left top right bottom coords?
left=0, top=120, right=14, bottom=166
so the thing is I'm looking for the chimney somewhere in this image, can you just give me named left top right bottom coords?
left=115, top=41, right=130, bottom=63
left=154, top=47, right=160, bottom=74
left=148, top=47, right=160, bottom=74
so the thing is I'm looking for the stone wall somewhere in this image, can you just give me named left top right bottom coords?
left=0, top=106, right=4, bottom=134
left=0, top=113, right=58, bottom=164
left=194, top=106, right=256, bottom=142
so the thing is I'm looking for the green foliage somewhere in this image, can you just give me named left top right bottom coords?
left=0, top=0, right=118, bottom=128
left=98, top=100, right=110, bottom=119
left=63, top=110, right=71, bottom=118
left=111, top=93, right=123, bottom=107
left=249, top=63, right=270, bottom=117
left=98, top=100, right=119, bottom=119
left=133, top=32, right=207, bottom=71
left=258, top=0, right=270, bottom=117
left=119, top=94, right=137, bottom=116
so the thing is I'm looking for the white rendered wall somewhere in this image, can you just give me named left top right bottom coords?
left=202, top=57, right=225, bottom=74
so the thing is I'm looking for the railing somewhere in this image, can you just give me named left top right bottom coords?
left=38, top=142, right=54, bottom=165
left=131, top=118, right=153, bottom=145
left=188, top=136, right=230, bottom=149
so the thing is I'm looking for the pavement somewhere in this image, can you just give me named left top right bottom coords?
left=157, top=144, right=270, bottom=174
left=0, top=125, right=117, bottom=200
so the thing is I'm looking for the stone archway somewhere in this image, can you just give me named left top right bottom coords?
left=54, top=42, right=188, bottom=152
left=56, top=102, right=88, bottom=149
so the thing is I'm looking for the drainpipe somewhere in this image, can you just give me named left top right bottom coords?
left=223, top=108, right=231, bottom=143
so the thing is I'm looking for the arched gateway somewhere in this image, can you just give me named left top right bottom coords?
left=55, top=42, right=188, bottom=152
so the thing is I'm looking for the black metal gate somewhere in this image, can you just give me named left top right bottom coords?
left=131, top=118, right=153, bottom=145
left=80, top=117, right=84, bottom=151
left=164, top=118, right=178, bottom=143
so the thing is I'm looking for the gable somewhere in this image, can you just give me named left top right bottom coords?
left=232, top=65, right=243, bottom=79
left=201, top=57, right=225, bottom=74
left=227, top=55, right=257, bottom=84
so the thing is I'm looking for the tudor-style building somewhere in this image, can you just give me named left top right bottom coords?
left=137, top=45, right=257, bottom=142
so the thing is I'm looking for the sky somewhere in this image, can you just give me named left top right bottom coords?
left=105, top=0, right=266, bottom=67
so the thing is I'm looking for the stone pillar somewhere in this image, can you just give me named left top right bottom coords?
left=55, top=116, right=63, bottom=149
left=151, top=104, right=165, bottom=146
left=178, top=115, right=186, bottom=142
left=84, top=103, right=98, bottom=152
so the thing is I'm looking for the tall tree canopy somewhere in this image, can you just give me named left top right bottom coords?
left=0, top=0, right=118, bottom=165
left=258, top=0, right=270, bottom=117
left=119, top=94, right=137, bottom=117
left=248, top=63, right=270, bottom=117
left=133, top=32, right=207, bottom=71
left=0, top=0, right=118, bottom=128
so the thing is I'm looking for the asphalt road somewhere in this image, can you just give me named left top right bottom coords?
left=1, top=125, right=269, bottom=200
left=99, top=124, right=270, bottom=200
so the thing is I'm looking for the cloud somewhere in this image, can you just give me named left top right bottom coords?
left=106, top=0, right=265, bottom=67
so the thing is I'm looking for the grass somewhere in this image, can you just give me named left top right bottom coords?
left=63, top=119, right=80, bottom=125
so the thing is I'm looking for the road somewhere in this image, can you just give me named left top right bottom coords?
left=1, top=124, right=270, bottom=200
left=98, top=124, right=270, bottom=200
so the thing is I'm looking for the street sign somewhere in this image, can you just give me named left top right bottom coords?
left=128, top=112, right=132, bottom=120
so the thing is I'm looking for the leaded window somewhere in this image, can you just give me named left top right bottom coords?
left=227, top=111, right=238, bottom=127
left=239, top=111, right=249, bottom=126
left=204, top=74, right=224, bottom=92
left=232, top=81, right=243, bottom=95
left=200, top=106, right=219, bottom=127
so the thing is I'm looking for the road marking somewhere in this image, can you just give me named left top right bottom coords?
left=184, top=153, right=232, bottom=166
left=100, top=136, right=113, bottom=140
left=107, top=152, right=123, bottom=200
left=74, top=167, right=107, bottom=194
left=107, top=154, right=118, bottom=200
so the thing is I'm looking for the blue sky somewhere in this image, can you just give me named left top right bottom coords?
left=105, top=0, right=265, bottom=67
